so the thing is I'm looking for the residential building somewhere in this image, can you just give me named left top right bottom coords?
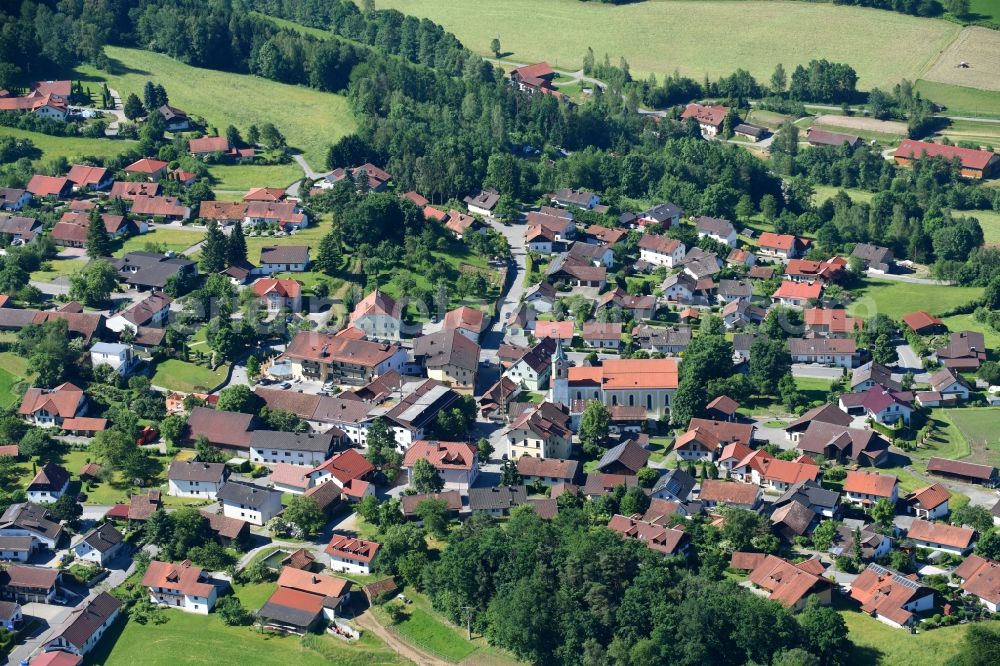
left=582, top=322, right=622, bottom=349
left=851, top=243, right=894, bottom=273
left=905, top=483, right=951, bottom=520
left=843, top=470, right=898, bottom=506
left=0, top=503, right=63, bottom=551
left=954, top=554, right=1000, bottom=613
left=695, top=216, right=737, bottom=247
left=772, top=281, right=822, bottom=309
left=716, top=279, right=752, bottom=303
left=549, top=188, right=600, bottom=210
left=804, top=308, right=863, bottom=338
left=380, top=379, right=465, bottom=451
left=745, top=556, right=831, bottom=610
left=851, top=362, right=899, bottom=392
left=638, top=234, right=686, bottom=267
left=400, top=491, right=463, bottom=520
left=631, top=325, right=690, bottom=355
left=830, top=522, right=890, bottom=562
left=0, top=187, right=31, bottom=211
left=806, top=128, right=860, bottom=149
left=26, top=463, right=70, bottom=504
left=850, top=564, right=934, bottom=629
left=40, top=592, right=121, bottom=657
left=464, top=188, right=500, bottom=217
left=785, top=257, right=846, bottom=283
left=18, top=382, right=87, bottom=428
left=916, top=368, right=970, bottom=407
left=596, top=439, right=650, bottom=475
left=106, top=292, right=172, bottom=334
left=468, top=485, right=528, bottom=516
left=787, top=337, right=858, bottom=368
left=90, top=342, right=136, bottom=376
left=411, top=329, right=480, bottom=391
left=325, top=534, right=380, bottom=574
left=185, top=407, right=256, bottom=451
left=249, top=431, right=336, bottom=467
left=158, top=104, right=189, bottom=130
left=504, top=338, right=555, bottom=391
left=906, top=519, right=974, bottom=555
left=902, top=311, right=945, bottom=335
left=308, top=449, right=374, bottom=495
left=517, top=457, right=580, bottom=486
left=283, top=330, right=406, bottom=385
left=503, top=401, right=573, bottom=460
left=142, top=560, right=217, bottom=614
left=167, top=461, right=227, bottom=499
left=672, top=427, right=722, bottom=462
left=442, top=306, right=487, bottom=341
left=217, top=481, right=283, bottom=526
left=838, top=386, right=912, bottom=425
left=0, top=565, right=60, bottom=603
left=0, top=537, right=32, bottom=562
left=681, top=103, right=729, bottom=136
left=124, top=158, right=169, bottom=182
left=257, top=567, right=353, bottom=634
left=26, top=175, right=72, bottom=199
left=259, top=246, right=310, bottom=273
left=935, top=331, right=987, bottom=371
left=757, top=232, right=808, bottom=260
left=72, top=523, right=124, bottom=566
left=251, top=278, right=303, bottom=313
left=0, top=215, right=41, bottom=244
left=697, top=480, right=762, bottom=510
left=608, top=514, right=690, bottom=557
left=402, top=440, right=479, bottom=490
left=0, top=600, right=22, bottom=631
left=650, top=468, right=696, bottom=503
left=350, top=290, right=402, bottom=342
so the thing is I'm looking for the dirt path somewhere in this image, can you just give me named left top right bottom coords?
left=811, top=114, right=908, bottom=135
left=356, top=611, right=450, bottom=666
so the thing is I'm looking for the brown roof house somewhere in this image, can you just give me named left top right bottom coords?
left=935, top=331, right=987, bottom=371
left=142, top=559, right=218, bottom=614
left=40, top=591, right=121, bottom=658
left=746, top=556, right=832, bottom=611
left=326, top=533, right=380, bottom=575
left=608, top=514, right=690, bottom=557
left=19, top=383, right=87, bottom=428
left=402, top=440, right=479, bottom=491
left=953, top=554, right=1000, bottom=613
left=906, top=519, right=974, bottom=555
left=849, top=564, right=934, bottom=629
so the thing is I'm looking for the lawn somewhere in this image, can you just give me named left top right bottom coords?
left=90, top=607, right=407, bottom=666
left=955, top=208, right=1000, bottom=245
left=151, top=359, right=229, bottom=393
left=208, top=163, right=305, bottom=193
left=374, top=603, right=477, bottom=663
left=244, top=220, right=330, bottom=263
left=812, top=185, right=876, bottom=205
left=235, top=582, right=278, bottom=610
left=30, top=257, right=90, bottom=283
left=794, top=376, right=835, bottom=404
left=938, top=312, right=1000, bottom=351
left=62, top=449, right=172, bottom=505
left=846, top=277, right=983, bottom=320
left=78, top=46, right=356, bottom=167
left=374, top=0, right=959, bottom=89
left=0, top=126, right=136, bottom=165
left=116, top=227, right=206, bottom=256
left=0, top=352, right=32, bottom=408
left=835, top=596, right=968, bottom=665
left=914, top=80, right=1000, bottom=118
left=943, top=407, right=1000, bottom=468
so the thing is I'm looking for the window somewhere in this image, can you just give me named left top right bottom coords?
left=628, top=395, right=634, bottom=407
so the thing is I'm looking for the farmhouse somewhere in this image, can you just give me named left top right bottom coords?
left=517, top=457, right=580, bottom=486
left=681, top=103, right=729, bottom=137
left=0, top=188, right=31, bottom=211
left=402, top=440, right=479, bottom=490
left=745, top=556, right=831, bottom=610
left=72, top=523, right=124, bottom=567
left=510, top=62, right=556, bottom=93
left=787, top=337, right=857, bottom=368
left=796, top=421, right=889, bottom=465
left=806, top=128, right=860, bottom=149
left=894, top=139, right=998, bottom=180
left=549, top=188, right=600, bottom=210
left=850, top=564, right=934, bottom=629
left=283, top=330, right=406, bottom=385
left=954, top=554, right=1000, bottom=613
left=697, top=480, right=762, bottom=510
left=167, top=461, right=227, bottom=498
left=326, top=533, right=380, bottom=574
left=0, top=565, right=60, bottom=603
left=902, top=311, right=945, bottom=335
left=843, top=470, right=898, bottom=506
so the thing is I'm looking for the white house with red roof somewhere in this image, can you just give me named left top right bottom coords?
left=18, top=383, right=87, bottom=428
left=251, top=277, right=302, bottom=313
left=772, top=280, right=822, bottom=308
left=325, top=533, right=380, bottom=574
left=638, top=234, right=686, bottom=268
left=141, top=560, right=218, bottom=614
left=843, top=470, right=898, bottom=506
left=402, top=440, right=479, bottom=490
left=349, top=289, right=402, bottom=342
left=680, top=103, right=729, bottom=137
left=123, top=158, right=169, bottom=182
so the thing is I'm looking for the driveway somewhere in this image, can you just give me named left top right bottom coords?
left=791, top=364, right=843, bottom=380
left=893, top=343, right=930, bottom=382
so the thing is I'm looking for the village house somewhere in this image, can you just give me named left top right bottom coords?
left=40, top=592, right=121, bottom=658
left=916, top=368, right=971, bottom=408
left=851, top=243, right=894, bottom=274
left=72, top=523, right=124, bottom=567
left=906, top=519, right=975, bottom=555
left=250, top=431, right=336, bottom=467
left=442, top=306, right=487, bottom=341
left=631, top=325, right=690, bottom=355
left=308, top=449, right=375, bottom=496
left=935, top=331, right=987, bottom=371
left=582, top=322, right=622, bottom=350
left=0, top=565, right=61, bottom=604
left=217, top=481, right=283, bottom=526
left=380, top=379, right=466, bottom=451
left=0, top=187, right=32, bottom=211
left=142, top=559, right=218, bottom=614
left=110, top=180, right=159, bottom=200
left=680, top=248, right=721, bottom=281
left=510, top=62, right=556, bottom=93
left=585, top=224, right=626, bottom=246
left=905, top=483, right=951, bottom=520
left=726, top=247, right=756, bottom=268
left=124, top=158, right=170, bottom=182
left=650, top=468, right=696, bottom=503
left=0, top=503, right=63, bottom=552
left=90, top=342, right=137, bottom=377
left=26, top=463, right=70, bottom=504
left=259, top=245, right=310, bottom=273
left=596, top=439, right=650, bottom=476
left=549, top=187, right=600, bottom=210
left=110, top=252, right=197, bottom=292
left=597, top=289, right=658, bottom=321
left=744, top=556, right=832, bottom=610
left=633, top=203, right=682, bottom=230
left=785, top=257, right=846, bottom=284
left=757, top=232, right=807, bottom=260
left=894, top=139, right=998, bottom=180
left=18, top=383, right=88, bottom=428
left=464, top=188, right=500, bottom=217
left=953, top=554, right=1000, bottom=613
left=772, top=281, right=823, bottom=309
left=850, top=564, right=934, bottom=629
left=517, top=457, right=580, bottom=486
left=245, top=202, right=308, bottom=232
left=695, top=216, right=738, bottom=247
left=26, top=175, right=72, bottom=199
left=546, top=254, right=607, bottom=288
left=568, top=239, right=614, bottom=267
left=411, top=328, right=480, bottom=391
left=325, top=533, right=380, bottom=574
left=787, top=337, right=858, bottom=368
left=503, top=401, right=573, bottom=460
left=469, top=485, right=529, bottom=516
left=850, top=362, right=898, bottom=393
left=185, top=407, right=257, bottom=451
left=608, top=514, right=690, bottom=557
left=504, top=337, right=555, bottom=391
left=806, top=128, right=860, bottom=149
left=51, top=211, right=128, bottom=247
left=716, top=279, right=752, bottom=304
left=734, top=123, right=768, bottom=142
left=843, top=470, right=898, bottom=506
left=681, top=103, right=729, bottom=137
left=773, top=480, right=841, bottom=519
left=66, top=164, right=112, bottom=191
left=323, top=163, right=393, bottom=192
left=350, top=289, right=403, bottom=342
left=158, top=104, right=189, bottom=131
left=697, top=480, right=762, bottom=510
left=400, top=491, right=463, bottom=521
left=0, top=600, right=21, bottom=631
left=673, top=427, right=723, bottom=463
left=402, top=440, right=479, bottom=490
left=167, top=461, right=227, bottom=499
left=637, top=234, right=686, bottom=268
left=257, top=567, right=353, bottom=634
left=251, top=278, right=303, bottom=313
left=283, top=330, right=407, bottom=385
left=796, top=418, right=890, bottom=467
left=107, top=292, right=172, bottom=334
left=723, top=299, right=767, bottom=330
left=830, top=521, right=890, bottom=562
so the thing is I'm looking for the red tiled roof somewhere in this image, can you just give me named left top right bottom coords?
left=277, top=566, right=351, bottom=598
left=251, top=277, right=302, bottom=300
left=907, top=519, right=974, bottom=550
left=698, top=480, right=760, bottom=505
left=141, top=559, right=213, bottom=596
left=19, top=382, right=84, bottom=418
left=66, top=165, right=109, bottom=187
left=26, top=175, right=70, bottom=197
left=124, top=158, right=168, bottom=174
left=325, top=533, right=380, bottom=563
left=844, top=470, right=897, bottom=497
left=895, top=139, right=996, bottom=171
left=902, top=311, right=943, bottom=332
left=773, top=281, right=822, bottom=300
left=189, top=136, right=231, bottom=154
left=403, top=440, right=477, bottom=472
left=680, top=103, right=728, bottom=127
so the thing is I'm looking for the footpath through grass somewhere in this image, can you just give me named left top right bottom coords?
left=78, top=46, right=356, bottom=167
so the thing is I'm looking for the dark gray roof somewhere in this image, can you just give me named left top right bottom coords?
left=596, top=439, right=650, bottom=473
left=260, top=245, right=309, bottom=265
left=0, top=502, right=63, bottom=541
left=773, top=480, right=840, bottom=511
left=696, top=216, right=735, bottom=238
left=217, top=481, right=280, bottom=509
left=58, top=592, right=121, bottom=650
left=81, top=522, right=123, bottom=553
left=718, top=279, right=752, bottom=298
left=109, top=252, right=196, bottom=289
left=258, top=599, right=320, bottom=629
left=651, top=468, right=696, bottom=501
left=468, top=485, right=528, bottom=512
left=249, top=430, right=335, bottom=453
left=640, top=203, right=681, bottom=222
left=168, top=460, right=226, bottom=483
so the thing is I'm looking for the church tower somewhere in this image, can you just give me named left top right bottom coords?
left=549, top=338, right=570, bottom=406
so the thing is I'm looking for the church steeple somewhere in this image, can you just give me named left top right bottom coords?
left=549, top=337, right=570, bottom=405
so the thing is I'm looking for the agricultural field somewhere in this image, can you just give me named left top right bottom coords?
left=914, top=80, right=1000, bottom=118
left=969, top=0, right=1000, bottom=23
left=846, top=277, right=983, bottom=321
left=810, top=114, right=907, bottom=138
left=944, top=407, right=1000, bottom=468
left=934, top=117, right=1000, bottom=148
left=0, top=126, right=136, bottom=165
left=374, top=0, right=959, bottom=88
left=77, top=46, right=356, bottom=167
left=920, top=27, right=1000, bottom=93
left=208, top=163, right=305, bottom=194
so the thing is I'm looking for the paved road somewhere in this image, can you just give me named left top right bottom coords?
left=479, top=220, right=528, bottom=359
left=286, top=154, right=324, bottom=197
left=893, top=343, right=930, bottom=383
left=866, top=272, right=953, bottom=285
left=29, top=279, right=71, bottom=296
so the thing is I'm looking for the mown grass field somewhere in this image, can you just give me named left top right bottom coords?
left=90, top=607, right=408, bottom=666
left=0, top=352, right=31, bottom=408
left=0, top=126, right=136, bottom=165
left=78, top=46, right=356, bottom=167
left=374, top=0, right=958, bottom=88
left=938, top=312, right=1000, bottom=350
left=921, top=27, right=1000, bottom=92
left=811, top=185, right=876, bottom=205
left=834, top=596, right=968, bottom=665
left=846, top=277, right=983, bottom=320
left=116, top=227, right=206, bottom=255
left=151, top=359, right=229, bottom=393
left=30, top=257, right=90, bottom=283
left=914, top=80, right=1000, bottom=118
left=208, top=163, right=305, bottom=193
